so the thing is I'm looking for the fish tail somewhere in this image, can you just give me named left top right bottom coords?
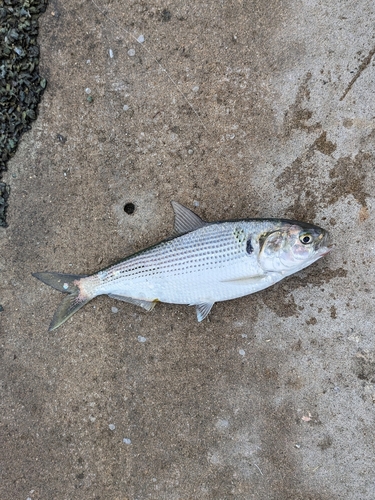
left=32, top=272, right=91, bottom=331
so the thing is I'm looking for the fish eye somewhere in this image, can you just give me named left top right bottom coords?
left=299, top=233, right=313, bottom=245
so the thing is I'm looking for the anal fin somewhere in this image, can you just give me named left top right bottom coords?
left=108, top=293, right=157, bottom=312
left=195, top=302, right=214, bottom=322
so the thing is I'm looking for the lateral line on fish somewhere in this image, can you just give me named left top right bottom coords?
left=90, top=0, right=208, bottom=132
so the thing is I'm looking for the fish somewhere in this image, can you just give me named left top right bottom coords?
left=33, top=202, right=331, bottom=331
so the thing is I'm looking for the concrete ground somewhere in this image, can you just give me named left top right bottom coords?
left=1, top=0, right=375, bottom=498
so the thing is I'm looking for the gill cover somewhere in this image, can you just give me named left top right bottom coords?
left=258, top=225, right=327, bottom=273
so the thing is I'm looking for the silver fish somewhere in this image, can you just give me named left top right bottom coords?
left=33, top=202, right=331, bottom=330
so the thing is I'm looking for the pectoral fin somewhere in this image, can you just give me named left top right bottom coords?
left=195, top=302, right=214, bottom=322
left=221, top=275, right=267, bottom=285
left=108, top=294, right=157, bottom=312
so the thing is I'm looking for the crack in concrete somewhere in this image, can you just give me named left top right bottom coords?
left=339, top=45, right=375, bottom=101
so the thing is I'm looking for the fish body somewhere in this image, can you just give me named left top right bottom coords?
left=33, top=202, right=331, bottom=330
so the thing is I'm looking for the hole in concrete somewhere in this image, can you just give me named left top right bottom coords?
left=124, top=203, right=135, bottom=215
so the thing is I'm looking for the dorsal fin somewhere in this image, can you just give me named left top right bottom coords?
left=171, top=201, right=207, bottom=235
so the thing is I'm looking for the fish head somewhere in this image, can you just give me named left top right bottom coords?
left=258, top=221, right=331, bottom=274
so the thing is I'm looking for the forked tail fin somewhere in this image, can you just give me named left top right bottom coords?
left=32, top=272, right=91, bottom=331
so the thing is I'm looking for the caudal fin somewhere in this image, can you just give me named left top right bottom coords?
left=33, top=272, right=90, bottom=331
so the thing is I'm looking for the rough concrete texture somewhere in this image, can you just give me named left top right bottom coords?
left=1, top=0, right=375, bottom=498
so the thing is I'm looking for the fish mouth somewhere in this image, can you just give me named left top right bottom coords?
left=315, top=230, right=332, bottom=255
left=317, top=244, right=334, bottom=257
left=313, top=228, right=333, bottom=257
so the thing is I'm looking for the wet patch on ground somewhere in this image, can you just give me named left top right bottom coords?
left=282, top=72, right=321, bottom=136
left=276, top=144, right=372, bottom=220
left=328, top=152, right=372, bottom=208
left=260, top=285, right=299, bottom=318
left=254, top=266, right=347, bottom=319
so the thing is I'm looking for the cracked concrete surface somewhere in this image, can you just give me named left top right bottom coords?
left=1, top=0, right=375, bottom=498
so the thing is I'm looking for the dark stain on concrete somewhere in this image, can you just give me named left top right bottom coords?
left=292, top=339, right=303, bottom=351
left=255, top=267, right=346, bottom=319
left=275, top=132, right=333, bottom=219
left=318, top=435, right=333, bottom=451
left=328, top=152, right=372, bottom=208
left=283, top=72, right=321, bottom=136
left=330, top=305, right=337, bottom=319
left=306, top=317, right=317, bottom=325
left=260, top=284, right=299, bottom=317
left=314, top=131, right=337, bottom=155
left=353, top=350, right=375, bottom=382
left=276, top=142, right=371, bottom=219
left=287, top=267, right=347, bottom=289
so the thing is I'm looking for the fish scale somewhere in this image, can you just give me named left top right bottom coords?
left=33, top=202, right=330, bottom=330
